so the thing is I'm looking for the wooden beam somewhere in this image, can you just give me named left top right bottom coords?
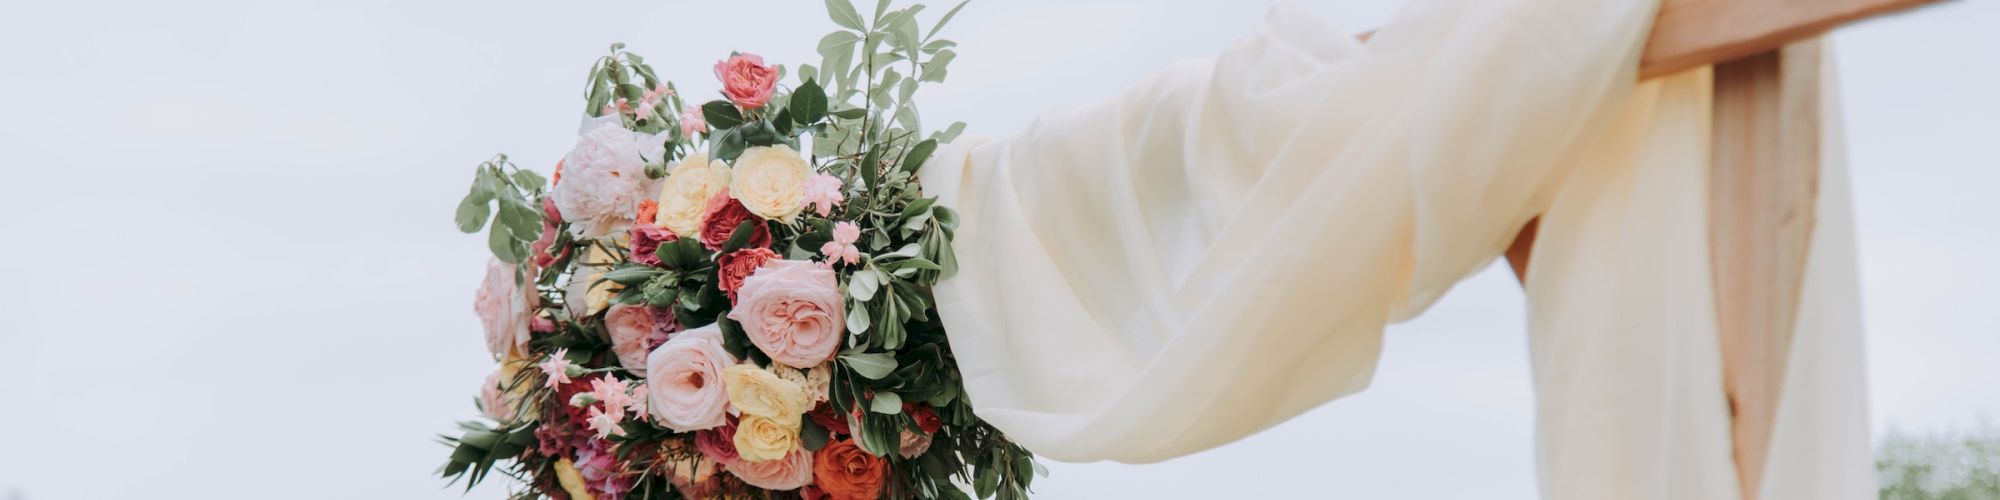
left=1707, top=40, right=1824, bottom=500
left=1641, top=0, right=1938, bottom=79
left=1355, top=0, right=1939, bottom=80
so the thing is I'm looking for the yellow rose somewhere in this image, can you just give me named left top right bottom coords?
left=722, top=364, right=811, bottom=421
left=733, top=414, right=802, bottom=463
left=564, top=245, right=623, bottom=316
left=655, top=152, right=732, bottom=238
left=729, top=145, right=812, bottom=223
left=554, top=458, right=596, bottom=500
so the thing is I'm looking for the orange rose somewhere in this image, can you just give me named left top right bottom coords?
left=811, top=438, right=886, bottom=500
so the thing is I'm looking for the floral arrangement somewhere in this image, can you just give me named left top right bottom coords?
left=438, top=2, right=1041, bottom=499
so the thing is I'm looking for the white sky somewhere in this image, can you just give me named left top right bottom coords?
left=0, top=1, right=1994, bottom=499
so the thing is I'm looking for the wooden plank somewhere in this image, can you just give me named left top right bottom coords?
left=1641, top=0, right=1939, bottom=79
left=1707, top=40, right=1824, bottom=500
left=1355, top=0, right=1939, bottom=80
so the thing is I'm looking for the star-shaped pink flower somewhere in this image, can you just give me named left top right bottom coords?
left=820, top=221, right=862, bottom=265
left=540, top=349, right=576, bottom=389
left=590, top=375, right=634, bottom=419
left=586, top=405, right=627, bottom=439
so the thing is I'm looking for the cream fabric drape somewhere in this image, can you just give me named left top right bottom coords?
left=919, top=0, right=1872, bottom=497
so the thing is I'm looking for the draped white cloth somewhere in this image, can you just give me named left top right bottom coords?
left=918, top=0, right=1873, bottom=498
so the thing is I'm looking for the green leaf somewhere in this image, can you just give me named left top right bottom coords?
left=922, top=39, right=958, bottom=55
left=841, top=352, right=898, bottom=379
left=869, top=391, right=903, bottom=414
left=701, top=100, right=745, bottom=129
left=487, top=221, right=522, bottom=263
left=455, top=195, right=490, bottom=234
left=830, top=107, right=867, bottom=119
left=846, top=298, right=872, bottom=333
left=901, top=139, right=938, bottom=174
left=801, top=417, right=830, bottom=451
left=797, top=64, right=818, bottom=85
left=920, top=49, right=957, bottom=83
left=825, top=0, right=866, bottom=30
left=928, top=0, right=972, bottom=41
left=788, top=78, right=828, bottom=125
left=849, top=268, right=881, bottom=301
left=601, top=266, right=663, bottom=286
left=510, top=169, right=547, bottom=191
left=872, top=0, right=892, bottom=23
left=720, top=219, right=758, bottom=253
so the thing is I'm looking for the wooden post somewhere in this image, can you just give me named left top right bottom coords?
left=1708, top=40, right=1824, bottom=500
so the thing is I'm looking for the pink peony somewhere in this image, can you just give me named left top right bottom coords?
left=645, top=325, right=736, bottom=431
left=802, top=173, right=845, bottom=217
left=475, top=258, right=533, bottom=361
left=605, top=303, right=663, bottom=375
left=698, top=189, right=772, bottom=251
left=727, top=447, right=814, bottom=491
left=713, top=53, right=779, bottom=110
left=553, top=117, right=665, bottom=238
left=726, top=260, right=844, bottom=368
left=820, top=221, right=862, bottom=266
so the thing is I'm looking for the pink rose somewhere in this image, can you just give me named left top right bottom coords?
left=898, top=428, right=934, bottom=459
left=645, top=325, right=736, bottom=431
left=479, top=370, right=515, bottom=422
left=474, top=258, right=533, bottom=361
left=725, top=260, right=844, bottom=368
left=726, top=447, right=814, bottom=490
left=713, top=53, right=779, bottom=110
left=802, top=173, right=845, bottom=217
left=628, top=223, right=675, bottom=267
left=605, top=303, right=660, bottom=375
left=695, top=416, right=741, bottom=465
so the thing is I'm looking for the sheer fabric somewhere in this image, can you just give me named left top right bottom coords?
left=919, top=1, right=1871, bottom=498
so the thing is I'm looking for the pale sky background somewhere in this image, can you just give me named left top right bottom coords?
left=0, top=0, right=1994, bottom=499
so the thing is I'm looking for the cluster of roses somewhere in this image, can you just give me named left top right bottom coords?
left=466, top=52, right=933, bottom=500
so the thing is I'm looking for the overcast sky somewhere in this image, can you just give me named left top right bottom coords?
left=0, top=0, right=1994, bottom=499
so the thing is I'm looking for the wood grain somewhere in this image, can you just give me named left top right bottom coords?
left=1707, top=40, right=1825, bottom=500
left=1641, top=0, right=1938, bottom=79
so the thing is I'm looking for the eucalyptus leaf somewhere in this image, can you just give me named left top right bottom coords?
left=825, top=0, right=866, bottom=30
left=901, top=139, right=938, bottom=174
left=928, top=0, right=972, bottom=41
left=841, top=352, right=898, bottom=379
left=869, top=391, right=903, bottom=414
left=455, top=195, right=490, bottom=234
left=849, top=268, right=881, bottom=301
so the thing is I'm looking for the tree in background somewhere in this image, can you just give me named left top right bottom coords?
left=1878, top=423, right=2000, bottom=499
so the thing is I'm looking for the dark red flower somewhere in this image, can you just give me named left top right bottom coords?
left=715, top=247, right=780, bottom=303
left=697, top=189, right=771, bottom=252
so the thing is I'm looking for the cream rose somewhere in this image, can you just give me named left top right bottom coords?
left=722, top=364, right=811, bottom=423
left=646, top=326, right=736, bottom=432
left=729, top=145, right=812, bottom=223
left=654, top=153, right=732, bottom=239
left=732, top=414, right=802, bottom=463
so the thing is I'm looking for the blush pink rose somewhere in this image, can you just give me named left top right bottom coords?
left=479, top=370, right=515, bottom=422
left=725, top=260, right=844, bottom=368
left=474, top=258, right=534, bottom=361
left=727, top=447, right=814, bottom=491
left=645, top=325, right=736, bottom=432
left=604, top=303, right=659, bottom=375
left=713, top=53, right=779, bottom=110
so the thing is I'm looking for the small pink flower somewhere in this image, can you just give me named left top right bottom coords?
left=587, top=405, right=626, bottom=439
left=643, top=84, right=673, bottom=103
left=637, top=100, right=657, bottom=119
left=802, top=174, right=845, bottom=217
left=714, top=53, right=779, bottom=110
left=541, top=349, right=577, bottom=389
left=590, top=375, right=635, bottom=419
left=681, top=106, right=708, bottom=137
left=820, top=221, right=862, bottom=265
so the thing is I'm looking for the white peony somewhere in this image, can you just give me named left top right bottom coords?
left=729, top=145, right=812, bottom=223
left=653, top=152, right=732, bottom=239
left=553, top=116, right=665, bottom=239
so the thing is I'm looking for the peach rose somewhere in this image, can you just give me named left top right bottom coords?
left=722, top=364, right=811, bottom=421
left=727, top=447, right=814, bottom=491
left=729, top=145, right=812, bottom=223
left=713, top=53, right=779, bottom=110
left=605, top=303, right=664, bottom=375
left=645, top=325, right=736, bottom=432
left=726, top=260, right=844, bottom=368
left=474, top=258, right=533, bottom=361
left=812, top=438, right=887, bottom=500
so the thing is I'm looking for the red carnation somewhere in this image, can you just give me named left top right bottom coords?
left=715, top=247, right=780, bottom=303
left=697, top=189, right=771, bottom=251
